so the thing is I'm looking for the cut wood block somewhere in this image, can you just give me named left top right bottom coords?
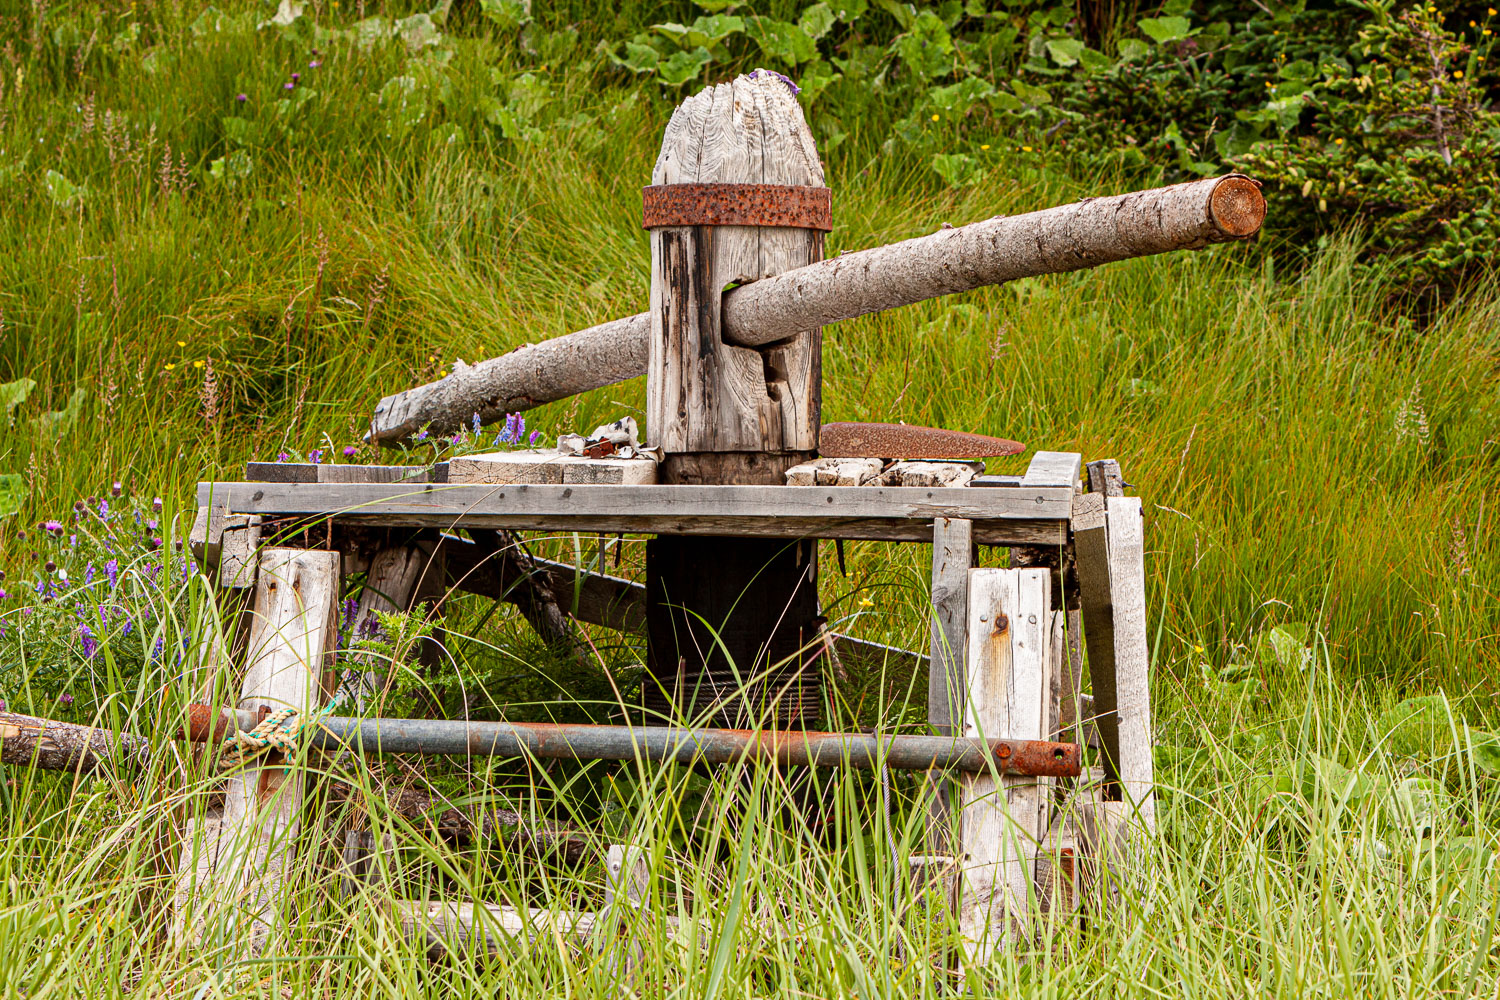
left=785, top=457, right=883, bottom=486
left=878, top=461, right=979, bottom=488
left=245, top=462, right=433, bottom=484
left=447, top=450, right=657, bottom=485
left=218, top=515, right=262, bottom=589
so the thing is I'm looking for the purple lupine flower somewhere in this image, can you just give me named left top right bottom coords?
left=79, top=625, right=97, bottom=659
left=105, top=559, right=119, bottom=589
left=236, top=93, right=248, bottom=103
left=121, top=618, right=132, bottom=636
left=98, top=500, right=109, bottom=517
left=528, top=429, right=542, bottom=445
left=343, top=445, right=357, bottom=457
left=70, top=534, right=77, bottom=546
left=84, top=564, right=95, bottom=585
left=151, top=636, right=163, bottom=661
left=309, top=449, right=324, bottom=465
left=472, top=413, right=482, bottom=435
left=277, top=452, right=290, bottom=463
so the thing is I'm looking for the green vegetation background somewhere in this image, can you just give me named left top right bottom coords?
left=0, top=0, right=1497, bottom=995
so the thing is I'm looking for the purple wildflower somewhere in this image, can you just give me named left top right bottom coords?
left=70, top=534, right=77, bottom=546
left=44, top=520, right=63, bottom=534
left=0, top=590, right=7, bottom=600
left=472, top=413, right=482, bottom=435
left=236, top=93, right=248, bottom=103
left=151, top=636, right=163, bottom=662
left=277, top=452, right=290, bottom=463
left=150, top=537, right=162, bottom=550
left=749, top=68, right=800, bottom=95
left=450, top=433, right=463, bottom=445
left=284, top=81, right=295, bottom=90
left=79, top=625, right=98, bottom=659
left=291, top=72, right=301, bottom=82
left=342, top=445, right=357, bottom=457
left=105, top=559, right=119, bottom=589
left=111, top=482, right=122, bottom=497
left=146, top=518, right=159, bottom=531
left=153, top=497, right=163, bottom=513
left=84, top=564, right=95, bottom=585
left=415, top=430, right=429, bottom=442
left=98, top=500, right=109, bottom=517
left=0, top=699, right=5, bottom=711
left=58, top=692, right=75, bottom=705
left=309, top=449, right=324, bottom=465
left=309, top=60, right=321, bottom=69
left=528, top=429, right=543, bottom=445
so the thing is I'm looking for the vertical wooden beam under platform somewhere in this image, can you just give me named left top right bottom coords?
left=926, top=516, right=971, bottom=861
left=1073, top=489, right=1156, bottom=830
left=641, top=72, right=829, bottom=727
left=174, top=547, right=341, bottom=953
left=957, top=567, right=1051, bottom=964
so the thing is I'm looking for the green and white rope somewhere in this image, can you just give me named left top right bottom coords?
left=218, top=695, right=345, bottom=770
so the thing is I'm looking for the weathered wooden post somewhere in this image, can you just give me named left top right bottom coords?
left=640, top=72, right=828, bottom=726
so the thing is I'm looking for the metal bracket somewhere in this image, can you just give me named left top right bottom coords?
left=642, top=183, right=833, bottom=231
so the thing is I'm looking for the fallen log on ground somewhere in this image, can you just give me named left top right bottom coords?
left=368, top=174, right=1265, bottom=444
left=0, top=711, right=153, bottom=773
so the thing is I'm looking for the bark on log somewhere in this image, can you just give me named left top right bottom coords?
left=0, top=711, right=153, bottom=773
left=367, top=175, right=1264, bottom=444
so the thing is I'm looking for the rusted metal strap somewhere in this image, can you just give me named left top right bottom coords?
left=643, top=183, right=832, bottom=231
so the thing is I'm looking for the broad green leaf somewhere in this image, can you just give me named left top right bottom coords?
left=893, top=10, right=953, bottom=80
left=258, top=0, right=303, bottom=29
left=1078, top=46, right=1112, bottom=72
left=221, top=116, right=259, bottom=147
left=0, top=378, right=35, bottom=423
left=1467, top=731, right=1500, bottom=776
left=613, top=41, right=660, bottom=74
left=43, top=170, right=84, bottom=209
left=377, top=76, right=427, bottom=137
left=396, top=12, right=442, bottom=51
left=928, top=77, right=994, bottom=114
left=657, top=47, right=713, bottom=86
left=1137, top=16, right=1193, bottom=44
left=748, top=18, right=818, bottom=64
left=1045, top=37, right=1084, bottom=66
left=1265, top=93, right=1308, bottom=131
left=479, top=0, right=529, bottom=30
left=991, top=90, right=1024, bottom=112
left=1010, top=77, right=1051, bottom=106
left=31, top=387, right=85, bottom=440
left=799, top=2, right=836, bottom=39
left=1251, top=622, right=1312, bottom=670
left=1117, top=38, right=1150, bottom=61
left=0, top=473, right=22, bottom=518
left=931, top=152, right=981, bottom=188
left=831, top=0, right=867, bottom=17
left=208, top=150, right=254, bottom=186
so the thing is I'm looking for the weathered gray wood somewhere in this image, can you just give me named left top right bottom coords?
left=396, top=900, right=600, bottom=956
left=0, top=711, right=152, bottom=772
left=1073, top=492, right=1155, bottom=829
left=603, top=843, right=650, bottom=975
left=448, top=450, right=657, bottom=485
left=971, top=475, right=1025, bottom=488
left=245, top=462, right=433, bottom=484
left=957, top=567, right=1051, bottom=961
left=339, top=830, right=394, bottom=899
left=367, top=175, right=1266, bottom=444
left=1102, top=496, right=1154, bottom=827
left=189, top=498, right=228, bottom=572
left=196, top=482, right=1072, bottom=547
left=927, top=517, right=972, bottom=859
left=1086, top=458, right=1125, bottom=497
left=188, top=548, right=342, bottom=953
left=218, top=515, right=262, bottom=589
left=647, top=72, right=824, bottom=469
left=1021, top=451, right=1083, bottom=490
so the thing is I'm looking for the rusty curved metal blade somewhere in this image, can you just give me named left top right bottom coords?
left=819, top=422, right=1025, bottom=459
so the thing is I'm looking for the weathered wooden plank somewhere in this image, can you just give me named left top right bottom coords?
left=926, top=517, right=972, bottom=859
left=1020, top=451, right=1082, bottom=489
left=196, top=483, right=1073, bottom=547
left=1102, top=496, right=1154, bottom=828
left=245, top=462, right=432, bottom=484
left=217, top=515, right=261, bottom=589
left=189, top=498, right=228, bottom=573
left=957, top=567, right=1051, bottom=961
left=970, top=475, right=1025, bottom=488
left=395, top=900, right=599, bottom=956
left=1085, top=458, right=1125, bottom=497
left=448, top=450, right=657, bottom=486
left=196, top=548, right=342, bottom=954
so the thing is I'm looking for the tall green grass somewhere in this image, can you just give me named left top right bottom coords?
left=0, top=3, right=1497, bottom=996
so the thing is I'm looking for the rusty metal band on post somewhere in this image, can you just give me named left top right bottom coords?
left=642, top=183, right=833, bottom=231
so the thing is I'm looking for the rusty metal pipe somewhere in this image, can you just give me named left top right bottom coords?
left=183, top=705, right=1079, bottom=776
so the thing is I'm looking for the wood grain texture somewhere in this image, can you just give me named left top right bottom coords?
left=647, top=72, right=825, bottom=460
left=957, top=567, right=1051, bottom=961
left=0, top=711, right=152, bottom=772
left=366, top=175, right=1264, bottom=444
left=926, top=517, right=972, bottom=860
left=1021, top=451, right=1083, bottom=489
left=448, top=450, right=657, bottom=485
left=188, top=548, right=342, bottom=954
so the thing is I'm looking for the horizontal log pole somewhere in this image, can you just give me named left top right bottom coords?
left=368, top=175, right=1264, bottom=444
left=1, top=711, right=153, bottom=773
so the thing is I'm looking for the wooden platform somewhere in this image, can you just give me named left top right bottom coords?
left=196, top=480, right=1073, bottom=545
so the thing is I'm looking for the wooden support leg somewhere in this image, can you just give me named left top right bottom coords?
left=926, top=516, right=972, bottom=865
left=174, top=548, right=341, bottom=953
left=956, top=567, right=1051, bottom=964
left=602, top=844, right=649, bottom=976
left=1073, top=492, right=1156, bottom=830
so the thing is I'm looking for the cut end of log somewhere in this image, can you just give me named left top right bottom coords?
left=1208, top=175, right=1266, bottom=239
